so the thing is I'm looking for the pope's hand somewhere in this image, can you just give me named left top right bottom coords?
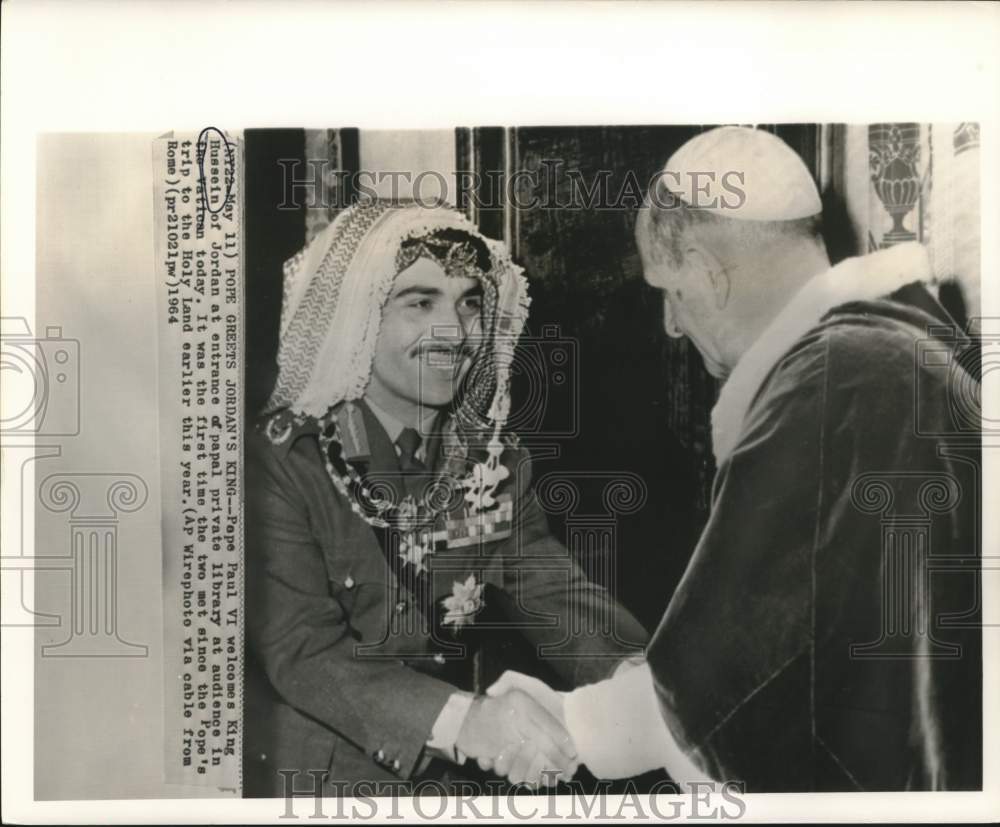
left=489, top=663, right=712, bottom=785
left=454, top=689, right=577, bottom=787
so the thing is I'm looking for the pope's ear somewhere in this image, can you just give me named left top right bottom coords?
left=685, top=246, right=731, bottom=310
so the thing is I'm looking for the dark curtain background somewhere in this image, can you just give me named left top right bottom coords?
left=245, top=129, right=306, bottom=415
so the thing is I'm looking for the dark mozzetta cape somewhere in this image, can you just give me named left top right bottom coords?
left=647, top=283, right=982, bottom=792
left=243, top=401, right=648, bottom=795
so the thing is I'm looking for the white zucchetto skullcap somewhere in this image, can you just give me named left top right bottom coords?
left=660, top=126, right=822, bottom=221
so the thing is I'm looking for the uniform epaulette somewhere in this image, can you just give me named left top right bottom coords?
left=258, top=409, right=321, bottom=451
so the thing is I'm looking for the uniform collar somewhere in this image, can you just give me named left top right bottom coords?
left=362, top=395, right=438, bottom=459
left=261, top=397, right=447, bottom=467
left=363, top=396, right=405, bottom=446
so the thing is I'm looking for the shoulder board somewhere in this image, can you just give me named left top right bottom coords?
left=257, top=409, right=321, bottom=455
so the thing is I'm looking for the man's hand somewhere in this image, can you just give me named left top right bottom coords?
left=486, top=669, right=567, bottom=722
left=454, top=689, right=577, bottom=787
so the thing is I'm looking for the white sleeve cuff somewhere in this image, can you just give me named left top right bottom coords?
left=563, top=663, right=713, bottom=785
left=425, top=691, right=474, bottom=765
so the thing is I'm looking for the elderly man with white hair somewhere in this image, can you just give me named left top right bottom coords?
left=490, top=126, right=982, bottom=792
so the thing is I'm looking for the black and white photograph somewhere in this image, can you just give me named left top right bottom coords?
left=2, top=2, right=998, bottom=824
left=240, top=123, right=984, bottom=798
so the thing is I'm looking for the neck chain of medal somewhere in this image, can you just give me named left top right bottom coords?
left=316, top=410, right=460, bottom=531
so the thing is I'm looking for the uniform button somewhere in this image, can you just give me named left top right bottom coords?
left=375, top=749, right=385, bottom=762
left=433, top=653, right=446, bottom=665
left=392, top=758, right=401, bottom=772
left=344, top=575, right=355, bottom=589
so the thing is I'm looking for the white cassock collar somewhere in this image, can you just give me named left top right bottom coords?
left=710, top=242, right=933, bottom=466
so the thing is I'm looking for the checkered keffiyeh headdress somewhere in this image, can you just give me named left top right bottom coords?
left=266, top=200, right=531, bottom=433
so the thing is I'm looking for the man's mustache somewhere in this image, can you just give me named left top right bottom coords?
left=410, top=340, right=479, bottom=363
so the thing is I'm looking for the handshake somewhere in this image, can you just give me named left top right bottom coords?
left=453, top=671, right=574, bottom=788
left=453, top=661, right=691, bottom=788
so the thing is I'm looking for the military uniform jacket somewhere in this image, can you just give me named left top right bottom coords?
left=244, top=401, right=648, bottom=794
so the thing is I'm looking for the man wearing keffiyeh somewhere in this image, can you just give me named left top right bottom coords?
left=243, top=200, right=647, bottom=795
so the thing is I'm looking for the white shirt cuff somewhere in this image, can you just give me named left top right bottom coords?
left=425, top=691, right=474, bottom=765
